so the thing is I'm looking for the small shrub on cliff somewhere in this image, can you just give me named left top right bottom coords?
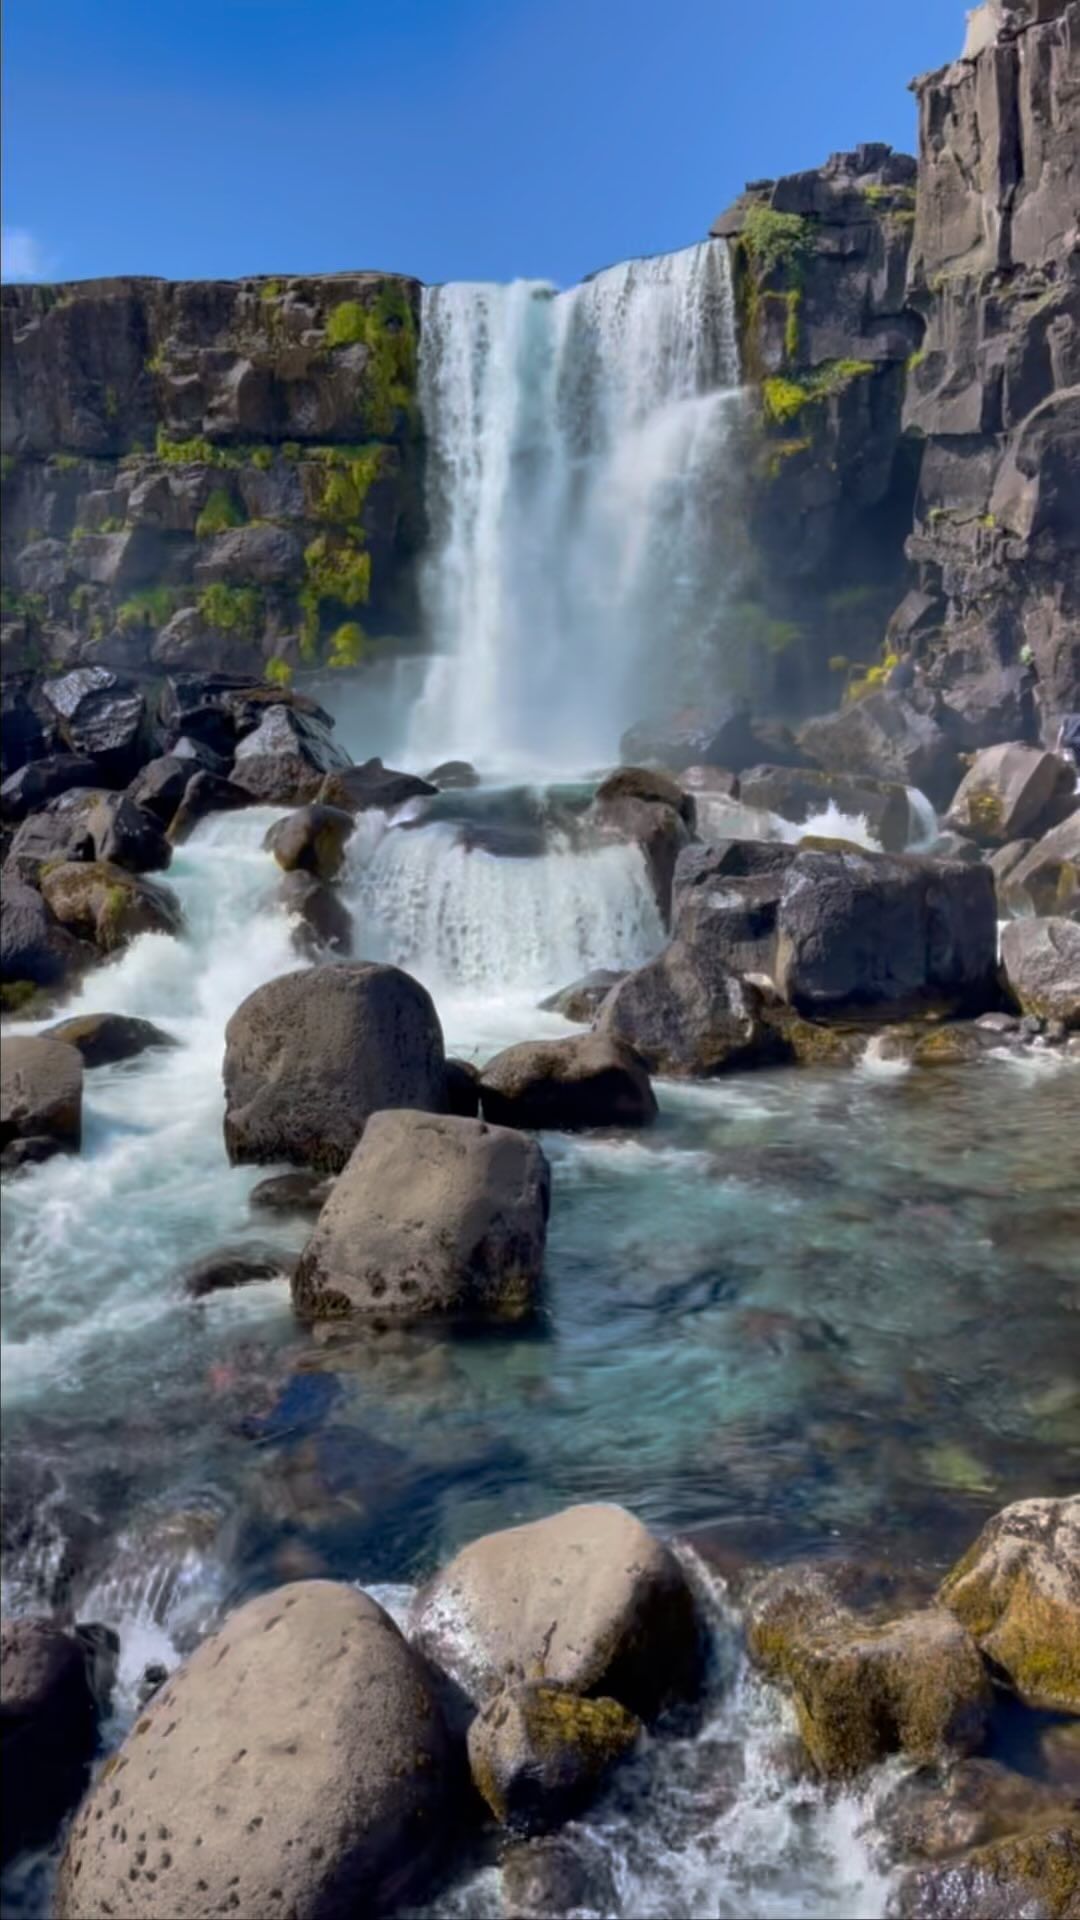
left=157, top=427, right=218, bottom=465
left=742, top=206, right=812, bottom=280
left=198, top=582, right=261, bottom=640
left=116, top=586, right=177, bottom=631
left=762, top=377, right=811, bottom=426
left=327, top=621, right=367, bottom=668
left=195, top=488, right=246, bottom=537
left=325, top=300, right=367, bottom=348
left=324, top=287, right=417, bottom=435
left=264, top=655, right=293, bottom=686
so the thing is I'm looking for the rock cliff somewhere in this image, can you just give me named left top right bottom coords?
left=1, top=273, right=422, bottom=678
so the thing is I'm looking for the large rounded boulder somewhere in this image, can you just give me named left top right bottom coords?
left=1, top=872, right=90, bottom=993
left=43, top=1011, right=176, bottom=1067
left=292, top=1109, right=550, bottom=1323
left=40, top=861, right=183, bottom=954
left=222, top=964, right=446, bottom=1172
left=478, top=1034, right=657, bottom=1130
left=263, top=803, right=355, bottom=881
left=230, top=704, right=351, bottom=805
left=56, top=1581, right=455, bottom=1920
left=945, top=742, right=1076, bottom=847
left=411, top=1503, right=702, bottom=1721
left=1, top=1034, right=83, bottom=1167
left=937, top=1496, right=1080, bottom=1714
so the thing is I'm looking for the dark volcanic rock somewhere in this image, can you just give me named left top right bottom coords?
left=1, top=1616, right=115, bottom=1866
left=1000, top=813, right=1080, bottom=916
left=1, top=872, right=90, bottom=991
left=478, top=1034, right=658, bottom=1131
left=946, top=742, right=1077, bottom=846
left=39, top=667, right=155, bottom=783
left=84, top=790, right=172, bottom=872
left=167, top=769, right=254, bottom=843
left=317, top=756, right=437, bottom=815
left=672, top=840, right=799, bottom=982
left=595, top=937, right=772, bottom=1077
left=1000, top=917, right=1080, bottom=1028
left=278, top=870, right=353, bottom=957
left=292, top=1110, right=550, bottom=1325
left=223, top=963, right=446, bottom=1172
left=798, top=692, right=959, bottom=808
left=539, top=969, right=629, bottom=1023
left=774, top=847, right=999, bottom=1019
left=125, top=754, right=194, bottom=826
left=181, top=1245, right=292, bottom=1298
left=621, top=704, right=775, bottom=776
left=264, top=803, right=355, bottom=880
left=43, top=1012, right=176, bottom=1067
left=231, top=705, right=351, bottom=806
left=0, top=755, right=103, bottom=824
left=444, top=1056, right=481, bottom=1118
left=738, top=764, right=914, bottom=851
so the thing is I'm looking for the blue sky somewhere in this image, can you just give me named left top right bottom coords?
left=3, top=0, right=962, bottom=289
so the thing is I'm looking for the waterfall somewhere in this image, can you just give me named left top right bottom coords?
left=409, top=241, right=742, bottom=774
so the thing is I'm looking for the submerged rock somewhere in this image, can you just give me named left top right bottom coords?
left=56, top=1581, right=455, bottom=1920
left=223, top=963, right=446, bottom=1172
left=499, top=1833, right=620, bottom=1919
left=739, top=763, right=913, bottom=851
left=1, top=1616, right=115, bottom=1866
left=427, top=759, right=480, bottom=790
left=1000, top=917, right=1080, bottom=1028
left=292, top=1110, right=550, bottom=1325
left=946, top=742, right=1077, bottom=847
left=40, top=859, right=183, bottom=953
left=264, top=802, right=355, bottom=881
left=249, top=1169, right=334, bottom=1215
left=539, top=968, right=628, bottom=1023
left=744, top=1562, right=990, bottom=1778
left=181, top=1245, right=293, bottom=1298
left=1, top=1034, right=83, bottom=1167
left=479, top=1033, right=658, bottom=1131
left=279, top=870, right=353, bottom=957
left=411, top=1502, right=702, bottom=1721
left=937, top=1495, right=1080, bottom=1715
left=585, top=775, right=691, bottom=923
left=468, top=1682, right=640, bottom=1834
left=879, top=1757, right=1079, bottom=1867
left=774, top=847, right=998, bottom=1020
left=42, top=1011, right=176, bottom=1067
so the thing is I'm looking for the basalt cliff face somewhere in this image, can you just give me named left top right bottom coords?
left=1, top=273, right=423, bottom=678
left=716, top=0, right=1079, bottom=736
left=1, top=0, right=1077, bottom=738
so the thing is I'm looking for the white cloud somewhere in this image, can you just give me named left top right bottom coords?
left=1, top=228, right=54, bottom=282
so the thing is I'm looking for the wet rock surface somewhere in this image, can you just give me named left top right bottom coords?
left=468, top=1683, right=641, bottom=1835
left=478, top=1033, right=658, bottom=1131
left=1, top=1616, right=115, bottom=1867
left=1, top=1034, right=84, bottom=1166
left=938, top=1495, right=1080, bottom=1715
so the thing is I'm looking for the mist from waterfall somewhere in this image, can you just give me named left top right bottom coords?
left=408, top=241, right=742, bottom=773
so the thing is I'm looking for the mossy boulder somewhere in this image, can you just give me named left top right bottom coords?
left=890, top=1820, right=1080, bottom=1919
left=745, top=1562, right=990, bottom=1778
left=39, top=860, right=183, bottom=953
left=945, top=743, right=1076, bottom=848
left=879, top=1757, right=1079, bottom=1868
left=938, top=1496, right=1080, bottom=1714
left=467, top=1683, right=640, bottom=1834
left=264, top=802, right=355, bottom=882
left=1000, top=918, right=1080, bottom=1029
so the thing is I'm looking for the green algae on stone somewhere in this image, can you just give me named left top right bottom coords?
left=467, top=1683, right=641, bottom=1834
left=938, top=1497, right=1080, bottom=1715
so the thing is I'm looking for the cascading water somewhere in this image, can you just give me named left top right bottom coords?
left=409, top=241, right=742, bottom=772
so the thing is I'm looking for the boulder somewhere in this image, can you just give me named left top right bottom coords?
left=1, top=676, right=52, bottom=776
left=84, top=790, right=172, bottom=872
left=6, top=787, right=102, bottom=872
left=672, top=840, right=799, bottom=981
left=1, top=1035, right=83, bottom=1165
left=774, top=848, right=999, bottom=1020
left=680, top=764, right=740, bottom=798
left=987, top=838, right=1035, bottom=902
left=193, top=522, right=305, bottom=587
left=56, top=1581, right=454, bottom=1920
left=125, top=754, right=194, bottom=826
left=181, top=1245, right=292, bottom=1298
left=0, top=872, right=90, bottom=991
left=42, top=1011, right=176, bottom=1067
left=467, top=1683, right=640, bottom=1835
left=946, top=742, right=1077, bottom=847
left=798, top=691, right=959, bottom=809
left=584, top=783, right=690, bottom=924
left=168, top=769, right=254, bottom=844
left=444, top=1056, right=481, bottom=1118
left=500, top=1835, right=620, bottom=1920
left=278, top=871, right=353, bottom=957
left=890, top=1823, right=1080, bottom=1920
left=938, top=1496, right=1080, bottom=1715
left=412, top=1504, right=702, bottom=1721
left=40, top=860, right=183, bottom=953
left=1001, top=814, right=1080, bottom=917
left=595, top=938, right=770, bottom=1077
left=1, top=1617, right=114, bottom=1866
left=223, top=963, right=446, bottom=1172
left=231, top=704, right=351, bottom=805
left=249, top=1170, right=334, bottom=1216
left=264, top=803, right=355, bottom=881
left=738, top=764, right=913, bottom=851
left=317, top=756, right=436, bottom=815
left=878, top=1757, right=1078, bottom=1869
left=39, top=666, right=155, bottom=784
left=1000, top=917, right=1080, bottom=1027
left=594, top=765, right=695, bottom=825
left=744, top=1563, right=990, bottom=1778
left=0, top=755, right=103, bottom=824
left=292, top=1110, right=550, bottom=1324
left=478, top=1034, right=657, bottom=1131
left=538, top=969, right=628, bottom=1024
left=427, top=759, right=480, bottom=790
